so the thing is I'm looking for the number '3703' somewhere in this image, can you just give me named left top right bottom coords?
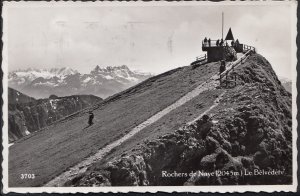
left=20, top=174, right=35, bottom=179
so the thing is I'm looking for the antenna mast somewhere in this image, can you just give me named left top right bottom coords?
left=222, top=12, right=224, bottom=40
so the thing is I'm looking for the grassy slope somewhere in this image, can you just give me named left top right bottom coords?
left=101, top=89, right=224, bottom=164
left=9, top=62, right=219, bottom=187
left=71, top=54, right=292, bottom=186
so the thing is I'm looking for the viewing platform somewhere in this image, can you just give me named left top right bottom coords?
left=191, top=28, right=256, bottom=66
left=202, top=39, right=254, bottom=54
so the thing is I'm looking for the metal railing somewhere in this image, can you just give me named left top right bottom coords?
left=191, top=54, right=207, bottom=66
left=196, top=54, right=207, bottom=61
left=219, top=48, right=255, bottom=87
left=243, top=44, right=256, bottom=53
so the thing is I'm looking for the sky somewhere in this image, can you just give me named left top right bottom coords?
left=4, top=1, right=296, bottom=79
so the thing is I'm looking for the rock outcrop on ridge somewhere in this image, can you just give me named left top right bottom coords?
left=68, top=54, right=292, bottom=186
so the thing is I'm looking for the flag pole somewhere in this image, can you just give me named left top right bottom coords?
left=222, top=12, right=224, bottom=40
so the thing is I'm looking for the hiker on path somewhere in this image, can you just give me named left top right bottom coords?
left=208, top=38, right=211, bottom=47
left=219, top=60, right=226, bottom=74
left=216, top=39, right=219, bottom=46
left=88, top=111, right=94, bottom=126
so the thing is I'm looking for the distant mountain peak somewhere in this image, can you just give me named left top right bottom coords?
left=278, top=76, right=291, bottom=83
left=94, top=65, right=101, bottom=70
left=9, top=65, right=153, bottom=99
left=90, top=65, right=133, bottom=75
left=278, top=76, right=292, bottom=93
left=90, top=65, right=101, bottom=74
left=120, top=65, right=129, bottom=69
left=114, top=65, right=130, bottom=70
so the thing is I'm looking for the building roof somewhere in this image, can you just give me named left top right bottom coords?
left=225, top=28, right=234, bottom=40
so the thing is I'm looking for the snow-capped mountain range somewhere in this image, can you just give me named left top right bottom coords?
left=9, top=66, right=153, bottom=99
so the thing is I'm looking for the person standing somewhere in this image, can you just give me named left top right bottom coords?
left=204, top=37, right=208, bottom=46
left=88, top=111, right=94, bottom=126
left=231, top=40, right=235, bottom=47
left=219, top=60, right=226, bottom=74
left=220, top=39, right=224, bottom=46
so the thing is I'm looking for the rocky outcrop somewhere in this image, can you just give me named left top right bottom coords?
left=224, top=46, right=237, bottom=61
left=8, top=94, right=102, bottom=143
left=67, top=54, right=292, bottom=186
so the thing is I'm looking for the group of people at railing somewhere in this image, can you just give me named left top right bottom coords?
left=203, top=37, right=241, bottom=48
left=203, top=37, right=212, bottom=47
left=203, top=37, right=225, bottom=47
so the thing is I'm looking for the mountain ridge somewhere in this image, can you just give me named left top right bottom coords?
left=278, top=76, right=292, bottom=93
left=9, top=65, right=153, bottom=99
left=8, top=87, right=36, bottom=104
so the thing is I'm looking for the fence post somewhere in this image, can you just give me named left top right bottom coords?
left=226, top=72, right=228, bottom=87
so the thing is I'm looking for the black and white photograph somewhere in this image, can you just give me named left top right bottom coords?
left=2, top=0, right=297, bottom=193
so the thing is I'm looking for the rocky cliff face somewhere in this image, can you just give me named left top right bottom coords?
left=8, top=93, right=102, bottom=143
left=67, top=54, right=292, bottom=186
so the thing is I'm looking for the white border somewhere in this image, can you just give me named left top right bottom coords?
left=291, top=0, right=298, bottom=192
left=2, top=0, right=298, bottom=193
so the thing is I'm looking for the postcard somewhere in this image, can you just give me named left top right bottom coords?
left=2, top=0, right=298, bottom=193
